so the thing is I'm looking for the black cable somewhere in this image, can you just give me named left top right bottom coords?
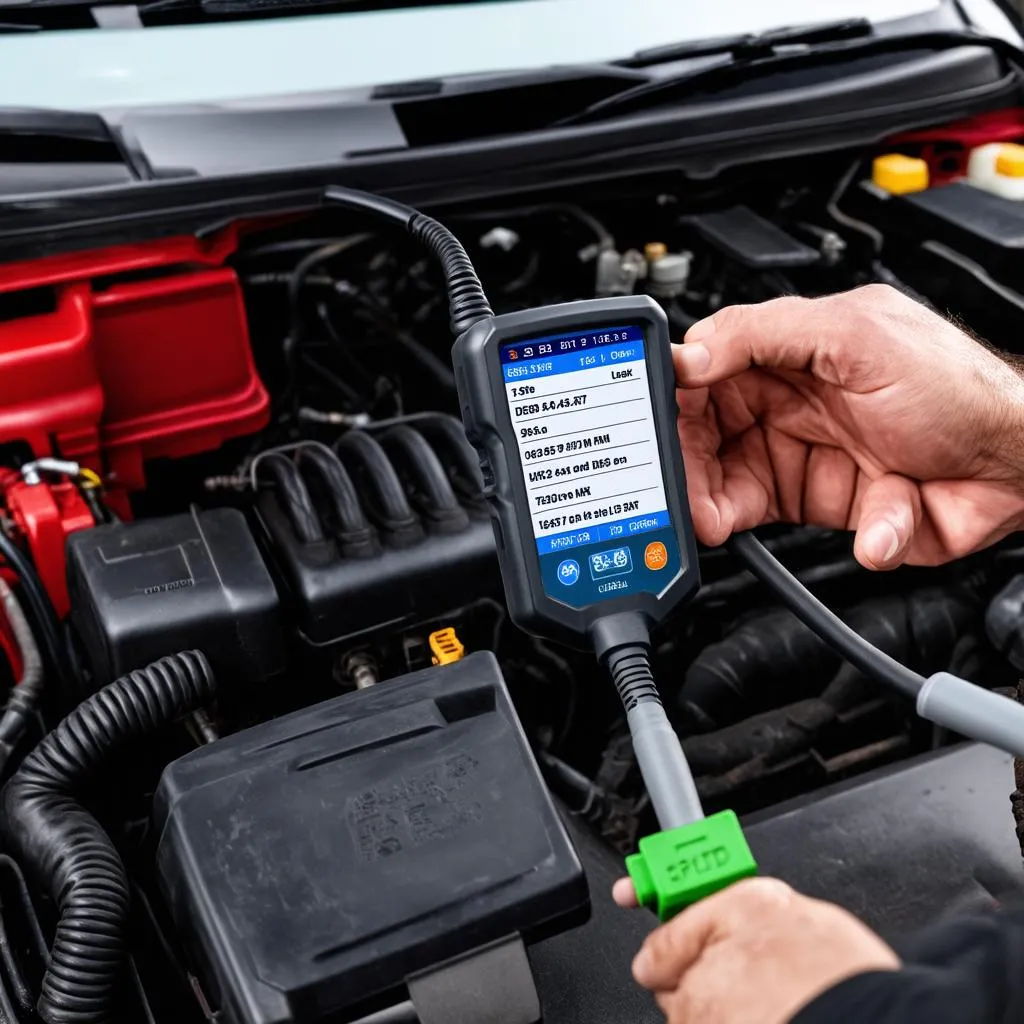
left=727, top=532, right=926, bottom=699
left=0, top=531, right=70, bottom=693
left=0, top=650, right=217, bottom=1024
left=0, top=578, right=43, bottom=775
left=343, top=290, right=457, bottom=391
left=282, top=238, right=371, bottom=394
left=324, top=186, right=493, bottom=337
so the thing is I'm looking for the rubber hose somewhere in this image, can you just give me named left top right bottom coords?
left=680, top=599, right=916, bottom=732
left=0, top=577, right=44, bottom=773
left=728, top=532, right=925, bottom=699
left=418, top=415, right=486, bottom=497
left=1, top=650, right=217, bottom=1024
left=259, top=453, right=324, bottom=544
left=380, top=426, right=468, bottom=529
left=294, top=446, right=376, bottom=556
left=295, top=446, right=369, bottom=535
left=335, top=432, right=421, bottom=544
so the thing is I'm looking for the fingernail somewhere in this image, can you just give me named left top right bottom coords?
left=678, top=343, right=711, bottom=378
left=686, top=317, right=717, bottom=343
left=701, top=497, right=721, bottom=533
left=632, top=949, right=653, bottom=985
left=863, top=521, right=901, bottom=565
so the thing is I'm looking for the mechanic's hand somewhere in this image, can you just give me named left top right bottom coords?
left=613, top=877, right=899, bottom=1024
left=675, top=284, right=1024, bottom=568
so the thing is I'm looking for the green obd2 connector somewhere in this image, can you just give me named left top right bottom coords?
left=626, top=810, right=758, bottom=921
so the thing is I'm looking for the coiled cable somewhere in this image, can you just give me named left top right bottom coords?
left=323, top=186, right=493, bottom=337
left=1, top=650, right=217, bottom=1024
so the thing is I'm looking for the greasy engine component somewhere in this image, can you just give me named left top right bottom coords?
left=680, top=588, right=978, bottom=733
left=66, top=509, right=284, bottom=687
left=1, top=651, right=217, bottom=1024
left=154, top=653, right=587, bottom=1024
left=254, top=413, right=497, bottom=647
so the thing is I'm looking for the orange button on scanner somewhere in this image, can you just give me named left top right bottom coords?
left=644, top=541, right=668, bottom=571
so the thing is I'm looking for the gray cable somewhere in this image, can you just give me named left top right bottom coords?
left=592, top=613, right=705, bottom=831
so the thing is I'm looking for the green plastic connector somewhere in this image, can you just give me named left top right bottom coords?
left=626, top=810, right=757, bottom=921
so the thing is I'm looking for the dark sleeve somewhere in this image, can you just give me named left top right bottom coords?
left=791, top=909, right=1024, bottom=1024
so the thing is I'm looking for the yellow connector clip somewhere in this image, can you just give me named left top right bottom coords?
left=430, top=628, right=465, bottom=666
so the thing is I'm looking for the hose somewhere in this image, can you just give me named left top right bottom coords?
left=1, top=650, right=217, bottom=1024
left=416, top=415, right=486, bottom=497
left=380, top=425, right=468, bottom=530
left=0, top=578, right=43, bottom=775
left=294, top=446, right=376, bottom=557
left=258, top=453, right=324, bottom=545
left=335, top=432, right=421, bottom=545
left=681, top=588, right=975, bottom=733
left=0, top=531, right=70, bottom=694
left=324, top=186, right=493, bottom=337
left=728, top=532, right=926, bottom=699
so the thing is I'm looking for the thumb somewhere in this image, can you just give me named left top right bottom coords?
left=853, top=474, right=922, bottom=570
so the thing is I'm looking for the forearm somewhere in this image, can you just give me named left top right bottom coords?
left=792, top=909, right=1024, bottom=1024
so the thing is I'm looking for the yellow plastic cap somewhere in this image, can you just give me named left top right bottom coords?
left=872, top=153, right=929, bottom=195
left=644, top=242, right=668, bottom=262
left=429, top=627, right=465, bottom=666
left=996, top=143, right=1024, bottom=178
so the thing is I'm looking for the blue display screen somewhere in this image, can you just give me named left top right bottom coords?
left=501, top=325, right=681, bottom=608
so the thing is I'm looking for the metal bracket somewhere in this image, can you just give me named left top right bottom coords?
left=408, top=936, right=540, bottom=1024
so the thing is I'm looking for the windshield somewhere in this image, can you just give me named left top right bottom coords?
left=0, top=0, right=946, bottom=110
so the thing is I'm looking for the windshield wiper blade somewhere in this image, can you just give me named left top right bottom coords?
left=622, top=18, right=872, bottom=68
left=557, top=28, right=1021, bottom=129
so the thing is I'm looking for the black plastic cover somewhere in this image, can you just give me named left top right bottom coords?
left=153, top=653, right=588, bottom=1024
left=745, top=743, right=1024, bottom=940
left=257, top=493, right=497, bottom=645
left=683, top=206, right=819, bottom=268
left=66, top=508, right=285, bottom=686
left=862, top=181, right=1024, bottom=283
left=254, top=419, right=499, bottom=647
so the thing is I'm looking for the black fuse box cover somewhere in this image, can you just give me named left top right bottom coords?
left=67, top=508, right=285, bottom=686
left=153, top=653, right=588, bottom=1024
left=857, top=180, right=1024, bottom=279
left=683, top=206, right=819, bottom=269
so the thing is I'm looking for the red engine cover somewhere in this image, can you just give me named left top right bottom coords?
left=0, top=231, right=270, bottom=490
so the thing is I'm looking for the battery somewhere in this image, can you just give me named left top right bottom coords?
left=153, top=652, right=588, bottom=1024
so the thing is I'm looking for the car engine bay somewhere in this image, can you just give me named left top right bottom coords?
left=3, top=111, right=1024, bottom=1023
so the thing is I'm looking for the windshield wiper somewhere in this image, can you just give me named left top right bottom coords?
left=620, top=18, right=873, bottom=69
left=555, top=28, right=1023, bottom=128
